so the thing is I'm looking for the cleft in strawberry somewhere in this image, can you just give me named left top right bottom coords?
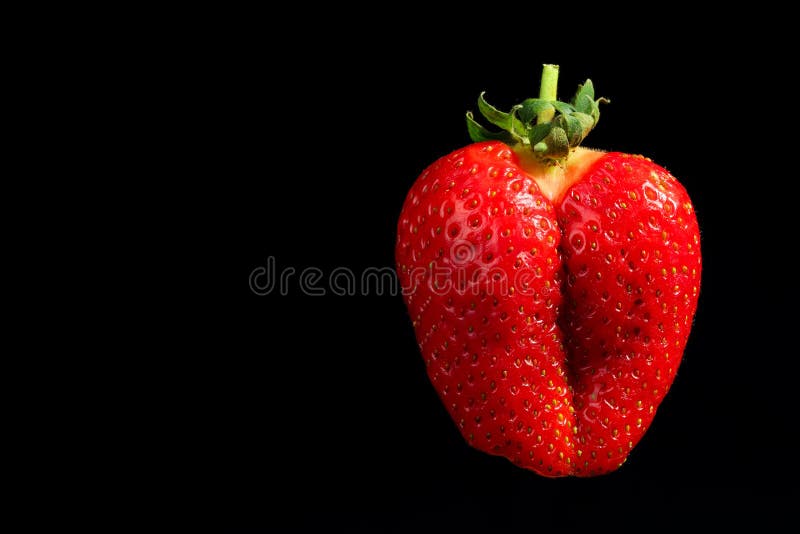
left=396, top=65, right=700, bottom=477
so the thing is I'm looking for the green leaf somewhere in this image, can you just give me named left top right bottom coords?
left=587, top=100, right=600, bottom=122
left=593, top=97, right=610, bottom=123
left=543, top=126, right=569, bottom=159
left=558, top=112, right=595, bottom=146
left=509, top=106, right=530, bottom=144
left=572, top=112, right=595, bottom=131
left=560, top=114, right=581, bottom=145
left=477, top=92, right=526, bottom=138
left=574, top=94, right=593, bottom=115
left=573, top=90, right=597, bottom=115
left=465, top=112, right=513, bottom=143
left=518, top=98, right=554, bottom=124
left=527, top=122, right=552, bottom=145
left=555, top=101, right=575, bottom=115
left=573, top=79, right=595, bottom=112
left=465, top=74, right=608, bottom=163
left=552, top=101, right=575, bottom=115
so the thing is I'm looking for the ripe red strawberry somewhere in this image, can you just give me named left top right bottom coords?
left=396, top=65, right=700, bottom=477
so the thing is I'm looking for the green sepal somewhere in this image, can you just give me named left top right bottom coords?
left=518, top=98, right=554, bottom=124
left=527, top=122, right=552, bottom=145
left=572, top=79, right=609, bottom=124
left=477, top=93, right=526, bottom=140
left=541, top=126, right=569, bottom=159
left=558, top=112, right=595, bottom=146
left=466, top=111, right=514, bottom=143
left=552, top=101, right=576, bottom=115
left=573, top=79, right=595, bottom=114
left=559, top=114, right=582, bottom=145
left=465, top=71, right=608, bottom=164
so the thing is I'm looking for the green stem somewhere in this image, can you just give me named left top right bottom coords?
left=537, top=64, right=559, bottom=124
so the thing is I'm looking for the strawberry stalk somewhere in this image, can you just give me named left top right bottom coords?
left=536, top=64, right=559, bottom=124
left=466, top=63, right=608, bottom=165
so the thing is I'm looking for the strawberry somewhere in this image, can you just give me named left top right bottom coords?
left=396, top=65, right=700, bottom=477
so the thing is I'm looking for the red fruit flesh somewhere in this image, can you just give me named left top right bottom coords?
left=396, top=141, right=701, bottom=477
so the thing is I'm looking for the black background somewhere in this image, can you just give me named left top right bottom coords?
left=198, top=19, right=797, bottom=532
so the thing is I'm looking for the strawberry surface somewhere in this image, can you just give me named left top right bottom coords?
left=559, top=152, right=700, bottom=475
left=397, top=141, right=700, bottom=476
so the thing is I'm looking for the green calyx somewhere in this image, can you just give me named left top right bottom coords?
left=466, top=64, right=609, bottom=165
